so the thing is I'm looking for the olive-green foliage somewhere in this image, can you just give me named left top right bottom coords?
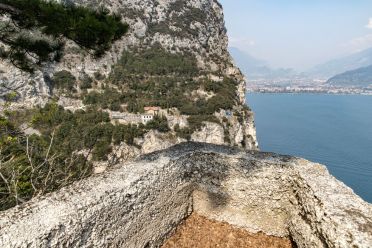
left=52, top=70, right=76, bottom=92
left=99, top=47, right=238, bottom=116
left=146, top=115, right=170, bottom=133
left=31, top=103, right=145, bottom=160
left=0, top=115, right=19, bottom=145
left=178, top=77, right=238, bottom=116
left=0, top=103, right=147, bottom=211
left=113, top=124, right=145, bottom=146
left=0, top=105, right=94, bottom=210
left=0, top=0, right=128, bottom=72
left=97, top=46, right=201, bottom=112
left=80, top=74, right=93, bottom=90
left=83, top=88, right=124, bottom=111
left=187, top=114, right=219, bottom=131
left=82, top=46, right=238, bottom=141
left=3, top=91, right=20, bottom=102
left=109, top=45, right=198, bottom=80
left=202, top=77, right=238, bottom=111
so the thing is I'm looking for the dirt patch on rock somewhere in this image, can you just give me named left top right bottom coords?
left=162, top=213, right=294, bottom=248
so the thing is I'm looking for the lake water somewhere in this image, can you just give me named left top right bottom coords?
left=246, top=93, right=372, bottom=203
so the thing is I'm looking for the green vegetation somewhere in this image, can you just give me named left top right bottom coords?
left=0, top=106, right=94, bottom=210
left=146, top=115, right=170, bottom=133
left=112, top=124, right=145, bottom=146
left=84, top=46, right=200, bottom=111
left=30, top=103, right=148, bottom=161
left=3, top=91, right=20, bottom=102
left=80, top=74, right=94, bottom=90
left=168, top=77, right=238, bottom=115
left=0, top=103, right=150, bottom=210
left=51, top=70, right=76, bottom=92
left=80, top=46, right=238, bottom=140
left=0, top=100, right=173, bottom=210
left=83, top=46, right=238, bottom=117
left=83, top=88, right=124, bottom=111
left=109, top=45, right=199, bottom=80
left=0, top=0, right=128, bottom=72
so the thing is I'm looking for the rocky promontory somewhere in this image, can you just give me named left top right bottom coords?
left=1, top=2, right=371, bottom=247
left=0, top=143, right=370, bottom=247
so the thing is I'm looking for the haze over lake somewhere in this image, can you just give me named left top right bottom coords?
left=247, top=93, right=372, bottom=202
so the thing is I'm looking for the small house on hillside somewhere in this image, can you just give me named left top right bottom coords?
left=144, top=106, right=160, bottom=115
left=141, top=114, right=154, bottom=124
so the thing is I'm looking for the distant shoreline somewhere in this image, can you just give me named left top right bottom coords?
left=247, top=88, right=372, bottom=96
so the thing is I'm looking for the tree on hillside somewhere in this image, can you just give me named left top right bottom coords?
left=0, top=0, right=129, bottom=73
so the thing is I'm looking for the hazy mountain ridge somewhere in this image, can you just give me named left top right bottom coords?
left=327, top=65, right=372, bottom=87
left=307, top=47, right=372, bottom=79
left=228, top=47, right=297, bottom=80
left=229, top=46, right=372, bottom=92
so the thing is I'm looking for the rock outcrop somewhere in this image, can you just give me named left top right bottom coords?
left=191, top=122, right=225, bottom=145
left=0, top=143, right=370, bottom=248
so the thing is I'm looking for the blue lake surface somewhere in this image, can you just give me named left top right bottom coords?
left=246, top=93, right=372, bottom=203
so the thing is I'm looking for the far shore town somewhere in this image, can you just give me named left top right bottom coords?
left=247, top=81, right=372, bottom=95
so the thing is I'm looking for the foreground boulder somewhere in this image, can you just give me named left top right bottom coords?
left=0, top=143, right=371, bottom=247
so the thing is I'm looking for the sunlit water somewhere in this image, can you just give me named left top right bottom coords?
left=247, top=93, right=372, bottom=203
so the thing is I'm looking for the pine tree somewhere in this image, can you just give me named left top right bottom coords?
left=0, top=0, right=129, bottom=72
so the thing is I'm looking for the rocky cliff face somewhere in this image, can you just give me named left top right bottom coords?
left=0, top=143, right=370, bottom=248
left=0, top=0, right=258, bottom=152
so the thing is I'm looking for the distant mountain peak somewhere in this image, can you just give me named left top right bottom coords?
left=228, top=47, right=296, bottom=80
left=326, top=65, right=372, bottom=87
left=308, top=47, right=372, bottom=79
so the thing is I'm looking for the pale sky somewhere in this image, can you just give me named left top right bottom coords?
left=219, top=0, right=372, bottom=70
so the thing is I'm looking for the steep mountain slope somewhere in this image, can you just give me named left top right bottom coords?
left=326, top=65, right=372, bottom=87
left=0, top=0, right=259, bottom=211
left=0, top=0, right=258, bottom=157
left=308, top=47, right=372, bottom=79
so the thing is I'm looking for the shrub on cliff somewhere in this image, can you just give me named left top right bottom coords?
left=113, top=124, right=145, bottom=146
left=87, top=46, right=238, bottom=119
left=108, top=45, right=199, bottom=85
left=146, top=115, right=170, bottom=133
left=80, top=74, right=94, bottom=90
left=83, top=88, right=124, bottom=111
left=51, top=70, right=76, bottom=92
left=0, top=112, right=94, bottom=210
left=0, top=0, right=128, bottom=72
left=0, top=103, right=151, bottom=211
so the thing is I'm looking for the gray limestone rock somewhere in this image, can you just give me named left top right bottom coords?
left=0, top=143, right=370, bottom=248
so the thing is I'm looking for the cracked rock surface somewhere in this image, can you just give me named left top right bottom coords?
left=0, top=143, right=371, bottom=248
